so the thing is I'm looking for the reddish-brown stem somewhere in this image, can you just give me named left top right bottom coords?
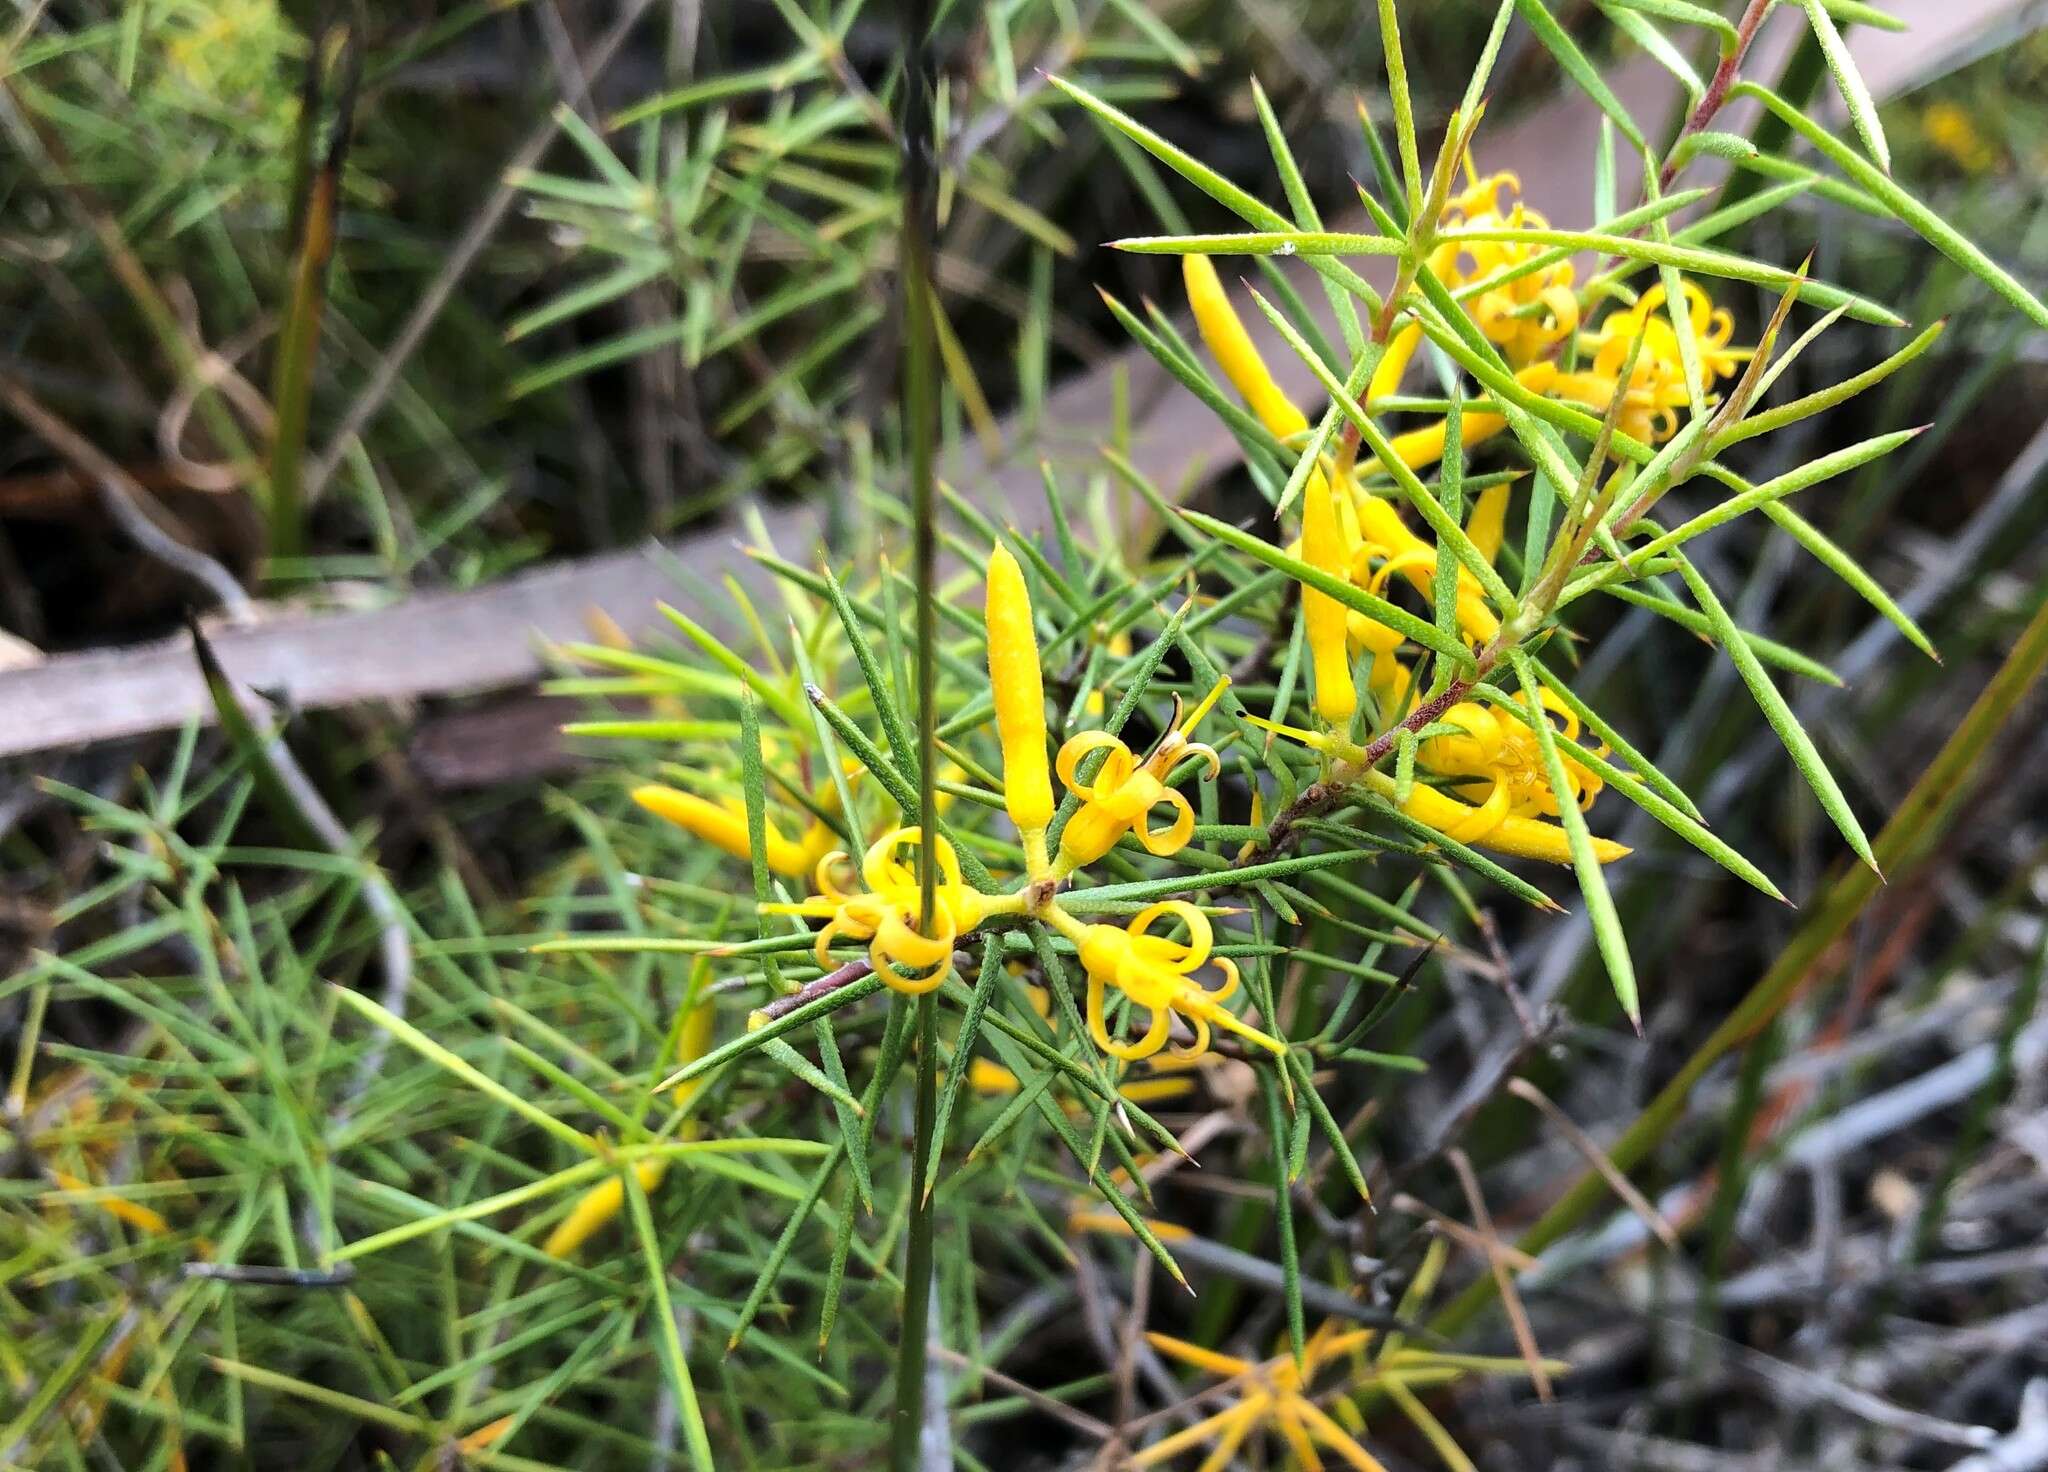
left=1660, top=0, right=1775, bottom=191
left=757, top=958, right=876, bottom=1021
left=1258, top=637, right=1507, bottom=856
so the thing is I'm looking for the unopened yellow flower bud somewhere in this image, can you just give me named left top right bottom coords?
left=1301, top=472, right=1357, bottom=725
left=1183, top=255, right=1306, bottom=439
left=542, top=1160, right=668, bottom=1259
left=1466, top=482, right=1510, bottom=566
left=985, top=543, right=1054, bottom=843
left=632, top=785, right=813, bottom=878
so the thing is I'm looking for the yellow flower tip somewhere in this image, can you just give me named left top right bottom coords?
left=986, top=542, right=1055, bottom=838
left=1178, top=675, right=1232, bottom=736
left=1184, top=254, right=1307, bottom=440
left=745, top=1009, right=770, bottom=1032
left=633, top=784, right=811, bottom=877
left=542, top=1161, right=667, bottom=1259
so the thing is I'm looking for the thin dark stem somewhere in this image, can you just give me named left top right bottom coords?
left=757, top=959, right=876, bottom=1022
left=893, top=0, right=942, bottom=1466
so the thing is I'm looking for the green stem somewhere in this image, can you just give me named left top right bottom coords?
left=892, top=993, right=940, bottom=1469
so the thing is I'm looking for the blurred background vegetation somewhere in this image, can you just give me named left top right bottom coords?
left=4, top=2, right=2048, bottom=1469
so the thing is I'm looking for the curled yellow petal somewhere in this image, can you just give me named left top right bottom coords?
left=985, top=543, right=1054, bottom=840
left=1373, top=772, right=1628, bottom=865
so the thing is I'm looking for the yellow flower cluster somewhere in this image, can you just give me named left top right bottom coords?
left=641, top=540, right=1281, bottom=1066
left=1551, top=281, right=1746, bottom=444
left=1136, top=1309, right=1567, bottom=1468
left=632, top=784, right=838, bottom=880
left=1183, top=250, right=1628, bottom=868
left=763, top=827, right=1006, bottom=994
left=1430, top=162, right=1580, bottom=369
left=1413, top=157, right=1754, bottom=455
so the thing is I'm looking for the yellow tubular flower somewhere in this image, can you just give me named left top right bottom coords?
left=1369, top=321, right=1422, bottom=402
left=671, top=997, right=716, bottom=1111
left=1366, top=769, right=1627, bottom=865
left=1184, top=255, right=1307, bottom=439
left=1069, top=1209, right=1195, bottom=1243
left=762, top=827, right=1003, bottom=994
left=1466, top=482, right=1511, bottom=565
left=1054, top=679, right=1229, bottom=874
left=1372, top=355, right=1566, bottom=477
left=542, top=1160, right=667, bottom=1259
left=984, top=543, right=1054, bottom=866
left=47, top=1168, right=171, bottom=1238
left=1247, top=716, right=1629, bottom=867
left=1183, top=255, right=1368, bottom=707
left=1553, top=283, right=1749, bottom=443
left=1302, top=471, right=1358, bottom=724
left=1187, top=254, right=1510, bottom=661
left=634, top=785, right=816, bottom=879
left=546, top=991, right=716, bottom=1258
left=1419, top=695, right=1606, bottom=822
left=1069, top=901, right=1284, bottom=1063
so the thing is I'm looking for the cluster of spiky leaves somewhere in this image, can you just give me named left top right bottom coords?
left=12, top=3, right=2048, bottom=1472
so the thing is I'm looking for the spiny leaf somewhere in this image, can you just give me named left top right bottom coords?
left=1736, top=82, right=2048, bottom=330
left=1674, top=557, right=1877, bottom=871
left=1799, top=0, right=1889, bottom=174
left=1510, top=651, right=1638, bottom=1027
left=1512, top=0, right=1647, bottom=147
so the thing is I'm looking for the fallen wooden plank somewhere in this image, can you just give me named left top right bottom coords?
left=0, top=0, right=2020, bottom=762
